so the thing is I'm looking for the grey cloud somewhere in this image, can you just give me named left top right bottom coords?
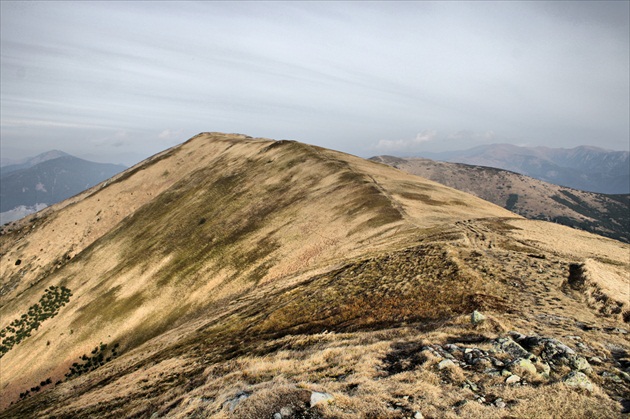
left=1, top=1, right=628, bottom=164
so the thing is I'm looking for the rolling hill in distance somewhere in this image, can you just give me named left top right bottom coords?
left=0, top=153, right=126, bottom=225
left=370, top=156, right=630, bottom=243
left=0, top=150, right=71, bottom=176
left=416, top=144, right=629, bottom=195
left=1, top=133, right=628, bottom=418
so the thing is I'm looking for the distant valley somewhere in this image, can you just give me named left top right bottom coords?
left=416, top=144, right=629, bottom=194
left=0, top=152, right=126, bottom=224
left=371, top=156, right=630, bottom=243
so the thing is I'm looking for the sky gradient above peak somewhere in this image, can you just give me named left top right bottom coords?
left=1, top=1, right=628, bottom=165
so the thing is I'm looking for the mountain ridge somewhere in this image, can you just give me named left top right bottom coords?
left=1, top=133, right=628, bottom=418
left=370, top=155, right=630, bottom=243
left=0, top=150, right=70, bottom=175
left=415, top=144, right=629, bottom=194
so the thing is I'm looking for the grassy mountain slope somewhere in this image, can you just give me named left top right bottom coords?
left=370, top=156, right=630, bottom=243
left=1, top=134, right=628, bottom=418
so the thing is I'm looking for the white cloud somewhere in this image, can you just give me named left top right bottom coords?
left=90, top=130, right=130, bottom=148
left=375, top=129, right=438, bottom=151
left=158, top=129, right=184, bottom=141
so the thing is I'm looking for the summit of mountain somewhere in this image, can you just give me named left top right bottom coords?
left=1, top=133, right=628, bottom=418
left=0, top=150, right=71, bottom=175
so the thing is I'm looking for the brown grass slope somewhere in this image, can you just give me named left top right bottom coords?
left=0, top=133, right=628, bottom=418
left=370, top=156, right=630, bottom=243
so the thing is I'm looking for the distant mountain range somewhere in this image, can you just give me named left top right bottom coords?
left=416, top=144, right=629, bottom=194
left=0, top=152, right=126, bottom=224
left=0, top=150, right=71, bottom=176
left=371, top=156, right=629, bottom=243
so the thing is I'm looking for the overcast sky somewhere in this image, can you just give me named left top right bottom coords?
left=1, top=1, right=628, bottom=165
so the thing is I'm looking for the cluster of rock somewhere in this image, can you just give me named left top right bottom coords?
left=222, top=390, right=334, bottom=418
left=219, top=313, right=629, bottom=417
left=423, top=328, right=630, bottom=407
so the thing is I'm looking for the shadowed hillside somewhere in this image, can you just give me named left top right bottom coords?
left=371, top=156, right=630, bottom=243
left=1, top=133, right=628, bottom=418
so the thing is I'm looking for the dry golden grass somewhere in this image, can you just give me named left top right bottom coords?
left=1, top=134, right=628, bottom=418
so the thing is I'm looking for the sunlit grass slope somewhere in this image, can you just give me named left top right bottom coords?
left=1, top=133, right=627, bottom=418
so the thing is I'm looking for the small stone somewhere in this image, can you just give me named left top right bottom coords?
left=501, top=369, right=512, bottom=377
left=414, top=412, right=424, bottom=419
left=273, top=413, right=282, bottom=419
left=506, top=374, right=521, bottom=384
left=280, top=406, right=294, bottom=416
left=463, top=379, right=479, bottom=392
left=491, top=358, right=504, bottom=367
left=310, top=391, right=334, bottom=407
left=563, top=371, right=594, bottom=392
left=495, top=400, right=506, bottom=409
left=224, top=391, right=250, bottom=413
left=620, top=371, right=630, bottom=383
left=444, top=344, right=460, bottom=353
left=589, top=356, right=603, bottom=365
left=438, top=359, right=456, bottom=370
left=471, top=310, right=486, bottom=325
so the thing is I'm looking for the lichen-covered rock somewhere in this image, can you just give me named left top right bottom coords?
left=494, top=337, right=531, bottom=359
left=438, top=359, right=456, bottom=370
left=471, top=310, right=486, bottom=325
left=310, top=391, right=334, bottom=407
left=571, top=356, right=592, bottom=374
left=512, top=357, right=537, bottom=375
left=563, top=371, right=594, bottom=392
left=505, top=374, right=521, bottom=384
